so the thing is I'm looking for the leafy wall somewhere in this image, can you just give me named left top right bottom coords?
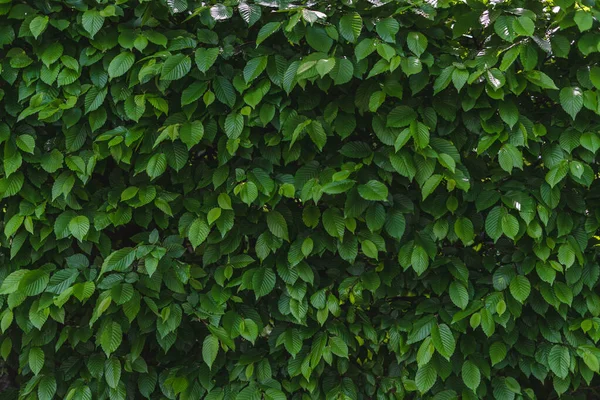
left=1, top=0, right=600, bottom=399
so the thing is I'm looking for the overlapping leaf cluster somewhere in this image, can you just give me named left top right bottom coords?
left=1, top=0, right=600, bottom=399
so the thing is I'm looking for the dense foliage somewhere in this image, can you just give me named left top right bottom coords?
left=2, top=0, right=600, bottom=398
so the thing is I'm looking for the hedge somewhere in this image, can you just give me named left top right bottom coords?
left=1, top=0, right=600, bottom=399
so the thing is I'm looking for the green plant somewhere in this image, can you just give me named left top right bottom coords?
left=1, top=0, right=600, bottom=398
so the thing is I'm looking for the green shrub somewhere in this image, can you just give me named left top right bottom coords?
left=1, top=0, right=600, bottom=399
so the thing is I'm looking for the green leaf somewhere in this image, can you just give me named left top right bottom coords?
left=104, top=357, right=121, bottom=389
left=161, top=54, right=191, bottom=81
left=490, top=342, right=507, bottom=366
left=279, top=329, right=302, bottom=358
left=329, top=336, right=349, bottom=358
left=574, top=10, right=593, bottom=32
left=30, top=16, right=49, bottom=39
left=411, top=121, right=430, bottom=149
left=3, top=215, right=22, bottom=239
left=29, top=347, right=44, bottom=375
left=52, top=171, right=75, bottom=200
left=454, top=217, right=474, bottom=245
left=486, top=68, right=505, bottom=90
left=545, top=160, right=569, bottom=188
left=241, top=319, right=259, bottom=344
left=306, top=27, right=332, bottom=52
left=509, top=275, right=531, bottom=303
left=307, top=120, right=327, bottom=150
left=417, top=338, right=434, bottom=367
left=330, top=58, right=354, bottom=85
left=207, top=207, right=221, bottom=225
left=202, top=335, right=219, bottom=369
left=582, top=350, right=599, bottom=372
left=256, top=22, right=281, bottom=46
left=0, top=270, right=28, bottom=295
left=180, top=121, right=204, bottom=149
left=422, top=174, right=442, bottom=200
left=188, top=217, right=209, bottom=249
left=462, top=360, right=481, bottom=391
left=415, top=363, right=437, bottom=393
left=243, top=56, right=268, bottom=83
left=551, top=34, right=571, bottom=58
left=68, top=216, right=90, bottom=242
left=499, top=100, right=519, bottom=128
left=181, top=81, right=208, bottom=106
left=253, top=268, right=276, bottom=299
left=101, top=321, right=123, bottom=356
left=548, top=345, right=570, bottom=379
left=322, top=208, right=345, bottom=238
left=452, top=68, right=469, bottom=92
left=339, top=13, right=362, bottom=43
left=449, top=281, right=469, bottom=310
left=498, top=143, right=523, bottom=173
left=500, top=46, right=520, bottom=71
left=590, top=66, right=600, bottom=90
left=238, top=181, right=258, bottom=205
left=237, top=385, right=261, bottom=400
left=267, top=211, right=289, bottom=241
left=407, top=32, right=428, bottom=57
left=520, top=43, right=538, bottom=70
left=82, top=10, right=104, bottom=38
left=100, top=248, right=136, bottom=275
left=316, top=58, right=336, bottom=78
left=301, top=237, right=313, bottom=257
left=524, top=70, right=559, bottom=90
left=84, top=86, right=107, bottom=114
left=355, top=38, right=377, bottom=62
left=21, top=269, right=50, bottom=296
left=361, top=240, right=378, bottom=260
left=41, top=42, right=63, bottom=67
left=146, top=153, right=167, bottom=179
left=239, top=3, right=262, bottom=26
left=357, top=180, right=388, bottom=201
left=434, top=66, right=455, bottom=94
left=368, top=91, right=386, bottom=112
left=513, top=16, right=534, bottom=36
left=195, top=48, right=219, bottom=73
left=376, top=17, right=399, bottom=43
left=536, top=262, right=556, bottom=284
left=559, top=87, right=583, bottom=120
left=225, top=112, right=244, bottom=139
left=411, top=245, right=429, bottom=275
left=385, top=210, right=406, bottom=240
left=124, top=95, right=146, bottom=121
left=581, top=132, right=600, bottom=153
left=108, top=52, right=135, bottom=79
left=554, top=281, right=573, bottom=306
left=387, top=106, right=417, bottom=128
left=38, top=376, right=57, bottom=400
left=494, top=16, right=515, bottom=42
left=431, top=324, right=455, bottom=359
left=501, top=214, right=520, bottom=239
